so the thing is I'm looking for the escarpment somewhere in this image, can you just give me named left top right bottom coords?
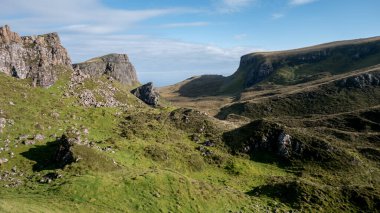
left=235, top=36, right=380, bottom=88
left=0, top=25, right=72, bottom=87
left=73, top=54, right=139, bottom=86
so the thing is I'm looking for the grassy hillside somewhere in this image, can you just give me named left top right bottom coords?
left=2, top=36, right=380, bottom=212
left=0, top=69, right=295, bottom=212
left=157, top=37, right=380, bottom=212
left=1, top=65, right=379, bottom=212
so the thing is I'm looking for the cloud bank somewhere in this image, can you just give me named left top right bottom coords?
left=0, top=0, right=261, bottom=86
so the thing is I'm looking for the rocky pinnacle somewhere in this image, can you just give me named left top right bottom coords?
left=0, top=25, right=72, bottom=87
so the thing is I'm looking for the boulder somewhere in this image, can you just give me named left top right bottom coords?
left=131, top=82, right=159, bottom=106
left=54, top=134, right=76, bottom=168
left=34, top=134, right=45, bottom=141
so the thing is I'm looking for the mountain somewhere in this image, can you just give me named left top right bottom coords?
left=0, top=25, right=379, bottom=212
left=160, top=36, right=380, bottom=114
left=73, top=54, right=139, bottom=86
left=0, top=25, right=72, bottom=87
left=161, top=36, right=380, bottom=95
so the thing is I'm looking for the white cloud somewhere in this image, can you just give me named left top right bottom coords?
left=159, top=22, right=210, bottom=28
left=272, top=13, right=285, bottom=19
left=289, top=0, right=317, bottom=6
left=0, top=0, right=197, bottom=35
left=63, top=34, right=261, bottom=85
left=0, top=0, right=260, bottom=86
left=217, top=0, right=256, bottom=13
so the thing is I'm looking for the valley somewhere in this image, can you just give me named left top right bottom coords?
left=0, top=25, right=379, bottom=212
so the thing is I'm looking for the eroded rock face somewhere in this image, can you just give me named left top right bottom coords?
left=337, top=72, right=380, bottom=88
left=277, top=132, right=293, bottom=158
left=0, top=25, right=72, bottom=87
left=67, top=69, right=126, bottom=107
left=223, top=120, right=303, bottom=159
left=73, top=54, right=138, bottom=86
left=238, top=39, right=380, bottom=88
left=131, top=82, right=159, bottom=106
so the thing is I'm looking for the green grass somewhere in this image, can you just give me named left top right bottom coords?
left=0, top=69, right=292, bottom=212
left=1, top=63, right=379, bottom=212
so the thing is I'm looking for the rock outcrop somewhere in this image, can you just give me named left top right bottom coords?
left=131, top=82, right=159, bottom=106
left=54, top=134, right=76, bottom=168
left=0, top=25, right=72, bottom=87
left=223, top=120, right=303, bottom=159
left=73, top=54, right=138, bottom=86
left=337, top=72, right=380, bottom=88
left=67, top=69, right=126, bottom=107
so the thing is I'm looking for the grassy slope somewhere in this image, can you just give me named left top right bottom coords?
left=0, top=69, right=292, bottom=212
left=160, top=38, right=380, bottom=211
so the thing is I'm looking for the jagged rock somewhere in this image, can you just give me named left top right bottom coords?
left=22, top=140, right=35, bottom=145
left=277, top=132, right=292, bottom=158
left=203, top=140, right=215, bottom=147
left=69, top=69, right=124, bottom=107
left=0, top=25, right=72, bottom=87
left=18, top=134, right=30, bottom=140
left=73, top=54, right=139, bottom=86
left=131, top=82, right=159, bottom=106
left=39, top=172, right=62, bottom=184
left=0, top=25, right=22, bottom=43
left=54, top=134, right=76, bottom=168
left=79, top=89, right=97, bottom=107
left=196, top=146, right=213, bottom=156
left=223, top=120, right=303, bottom=159
left=51, top=112, right=60, bottom=119
left=34, top=134, right=45, bottom=141
left=7, top=119, right=14, bottom=126
left=338, top=72, right=380, bottom=88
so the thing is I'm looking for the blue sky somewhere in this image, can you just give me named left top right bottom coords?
left=1, top=0, right=380, bottom=86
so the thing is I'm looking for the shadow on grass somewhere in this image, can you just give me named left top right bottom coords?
left=246, top=180, right=301, bottom=208
left=248, top=152, right=291, bottom=168
left=177, top=75, right=226, bottom=97
left=21, top=140, right=61, bottom=172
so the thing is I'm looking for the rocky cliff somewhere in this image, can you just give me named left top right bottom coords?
left=131, top=82, right=159, bottom=106
left=0, top=25, right=72, bottom=87
left=234, top=36, right=380, bottom=88
left=73, top=54, right=139, bottom=86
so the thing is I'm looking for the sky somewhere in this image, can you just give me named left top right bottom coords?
left=1, top=0, right=380, bottom=86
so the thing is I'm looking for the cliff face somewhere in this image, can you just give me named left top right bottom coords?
left=0, top=25, right=72, bottom=87
left=234, top=37, right=380, bottom=88
left=73, top=54, right=139, bottom=86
